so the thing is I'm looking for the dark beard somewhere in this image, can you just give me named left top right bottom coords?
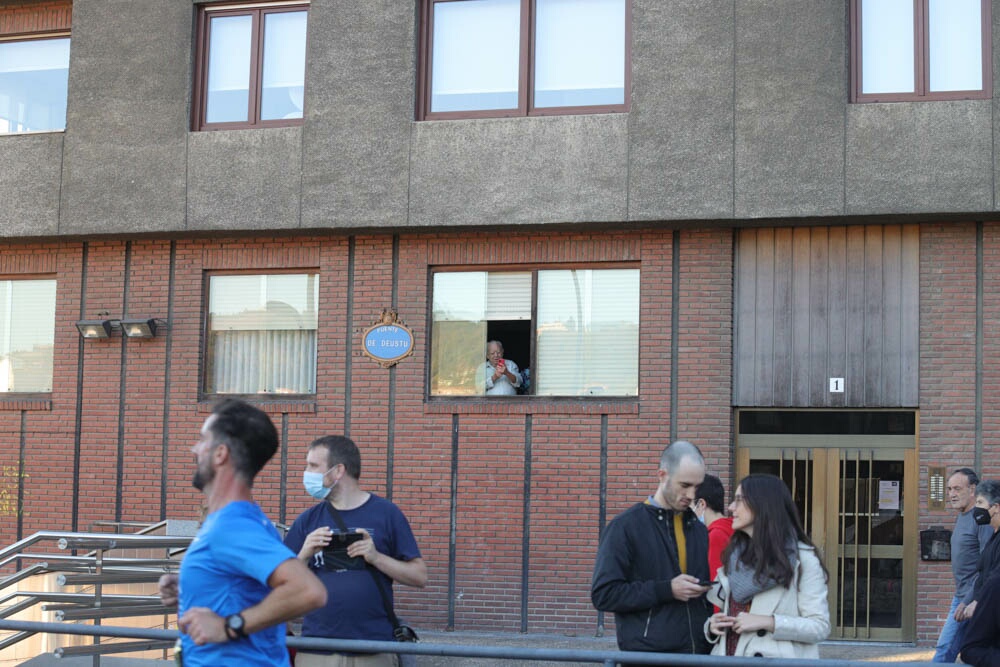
left=192, top=460, right=213, bottom=491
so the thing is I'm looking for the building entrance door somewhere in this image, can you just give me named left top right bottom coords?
left=735, top=410, right=918, bottom=642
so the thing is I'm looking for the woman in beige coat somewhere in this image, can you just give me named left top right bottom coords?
left=704, top=474, right=830, bottom=659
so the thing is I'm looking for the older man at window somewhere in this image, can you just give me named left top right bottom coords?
left=477, top=340, right=522, bottom=396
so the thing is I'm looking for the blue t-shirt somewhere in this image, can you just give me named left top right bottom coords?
left=179, top=501, right=295, bottom=666
left=284, top=494, right=421, bottom=642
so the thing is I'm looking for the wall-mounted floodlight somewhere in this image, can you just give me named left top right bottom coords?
left=120, top=318, right=158, bottom=338
left=75, top=317, right=167, bottom=340
left=75, top=320, right=113, bottom=339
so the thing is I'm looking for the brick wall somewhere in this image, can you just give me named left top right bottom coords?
left=0, top=0, right=72, bottom=35
left=0, top=224, right=987, bottom=643
left=917, top=223, right=980, bottom=644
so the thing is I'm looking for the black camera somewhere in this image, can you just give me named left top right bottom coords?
left=321, top=532, right=365, bottom=571
left=393, top=624, right=419, bottom=642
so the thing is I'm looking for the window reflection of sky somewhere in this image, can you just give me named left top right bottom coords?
left=430, top=0, right=625, bottom=112
left=861, top=0, right=983, bottom=95
left=0, top=38, right=70, bottom=133
left=928, top=0, right=981, bottom=92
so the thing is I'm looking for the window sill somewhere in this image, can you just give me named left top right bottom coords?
left=198, top=398, right=316, bottom=414
left=0, top=396, right=52, bottom=411
left=424, top=397, right=638, bottom=415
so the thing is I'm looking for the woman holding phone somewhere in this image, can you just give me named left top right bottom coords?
left=704, top=474, right=830, bottom=659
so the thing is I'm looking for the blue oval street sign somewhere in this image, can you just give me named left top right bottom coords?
left=362, top=316, right=414, bottom=368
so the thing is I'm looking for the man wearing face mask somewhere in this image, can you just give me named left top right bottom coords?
left=933, top=468, right=993, bottom=662
left=956, top=480, right=1000, bottom=627
left=284, top=435, right=427, bottom=667
left=693, top=474, right=733, bottom=581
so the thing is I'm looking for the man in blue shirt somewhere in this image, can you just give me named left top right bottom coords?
left=159, top=399, right=326, bottom=666
left=285, top=435, right=427, bottom=667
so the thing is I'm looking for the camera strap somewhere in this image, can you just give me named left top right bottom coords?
left=324, top=502, right=404, bottom=633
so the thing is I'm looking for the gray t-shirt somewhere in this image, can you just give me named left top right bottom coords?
left=952, top=508, right=993, bottom=603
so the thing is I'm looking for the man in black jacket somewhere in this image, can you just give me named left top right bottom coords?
left=591, top=440, right=713, bottom=663
left=960, top=571, right=1000, bottom=666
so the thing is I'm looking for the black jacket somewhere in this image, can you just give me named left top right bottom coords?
left=973, top=529, right=1000, bottom=600
left=591, top=502, right=712, bottom=654
left=961, top=571, right=1000, bottom=666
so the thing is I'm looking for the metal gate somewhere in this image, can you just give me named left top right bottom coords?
left=736, top=410, right=918, bottom=642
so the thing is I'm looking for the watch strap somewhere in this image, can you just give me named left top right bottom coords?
left=225, top=612, right=247, bottom=641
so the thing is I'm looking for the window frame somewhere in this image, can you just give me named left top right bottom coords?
left=416, top=0, right=631, bottom=120
left=426, top=262, right=641, bottom=401
left=850, top=0, right=992, bottom=103
left=200, top=268, right=320, bottom=400
left=0, top=274, right=57, bottom=396
left=0, top=31, right=71, bottom=134
left=191, top=1, right=309, bottom=132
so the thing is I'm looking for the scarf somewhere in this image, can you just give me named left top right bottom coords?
left=727, top=539, right=799, bottom=604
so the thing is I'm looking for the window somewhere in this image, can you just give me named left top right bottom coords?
left=0, top=36, right=70, bottom=134
left=192, top=3, right=308, bottom=130
left=0, top=279, right=56, bottom=393
left=851, top=0, right=991, bottom=102
left=430, top=267, right=639, bottom=397
left=418, top=0, right=629, bottom=119
left=204, top=273, right=318, bottom=395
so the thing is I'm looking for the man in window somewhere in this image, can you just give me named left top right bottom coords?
left=476, top=340, right=522, bottom=396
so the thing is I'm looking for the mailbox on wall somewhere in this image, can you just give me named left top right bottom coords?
left=920, top=527, right=952, bottom=561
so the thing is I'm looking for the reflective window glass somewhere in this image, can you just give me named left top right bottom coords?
left=534, top=0, right=626, bottom=108
left=430, top=268, right=638, bottom=397
left=431, top=0, right=520, bottom=113
left=261, top=11, right=307, bottom=120
left=422, top=0, right=629, bottom=118
left=0, top=279, right=56, bottom=393
left=206, top=15, right=253, bottom=124
left=854, top=0, right=990, bottom=102
left=860, top=0, right=914, bottom=95
left=196, top=4, right=309, bottom=130
left=205, top=273, right=319, bottom=395
left=928, top=0, right=982, bottom=92
left=0, top=37, right=70, bottom=134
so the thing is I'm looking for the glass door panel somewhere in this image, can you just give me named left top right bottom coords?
left=738, top=434, right=916, bottom=642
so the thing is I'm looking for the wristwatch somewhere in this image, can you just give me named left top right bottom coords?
left=224, top=612, right=247, bottom=641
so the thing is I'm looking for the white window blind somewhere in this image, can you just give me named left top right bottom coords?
left=0, top=279, right=57, bottom=392
left=535, top=269, right=638, bottom=396
left=206, top=273, right=318, bottom=394
left=486, top=272, right=531, bottom=320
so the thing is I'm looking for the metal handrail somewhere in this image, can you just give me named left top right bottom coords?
left=0, top=619, right=939, bottom=667
left=0, top=530, right=191, bottom=570
left=0, top=528, right=187, bottom=662
left=57, top=571, right=171, bottom=586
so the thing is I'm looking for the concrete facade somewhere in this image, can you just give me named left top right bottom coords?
left=2, top=0, right=1000, bottom=649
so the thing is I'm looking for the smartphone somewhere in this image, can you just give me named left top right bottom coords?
left=697, top=579, right=716, bottom=587
left=321, top=532, right=365, bottom=571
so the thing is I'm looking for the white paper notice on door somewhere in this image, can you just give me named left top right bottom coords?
left=878, top=480, right=900, bottom=511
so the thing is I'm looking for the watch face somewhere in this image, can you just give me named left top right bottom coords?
left=228, top=614, right=244, bottom=632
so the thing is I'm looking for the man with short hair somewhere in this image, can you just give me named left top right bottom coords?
left=158, top=399, right=326, bottom=666
left=285, top=435, right=427, bottom=667
left=477, top=340, right=522, bottom=395
left=932, top=467, right=993, bottom=662
left=694, top=474, right=733, bottom=580
left=591, top=440, right=713, bottom=661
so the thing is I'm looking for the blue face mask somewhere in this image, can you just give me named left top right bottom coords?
left=303, top=470, right=335, bottom=500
